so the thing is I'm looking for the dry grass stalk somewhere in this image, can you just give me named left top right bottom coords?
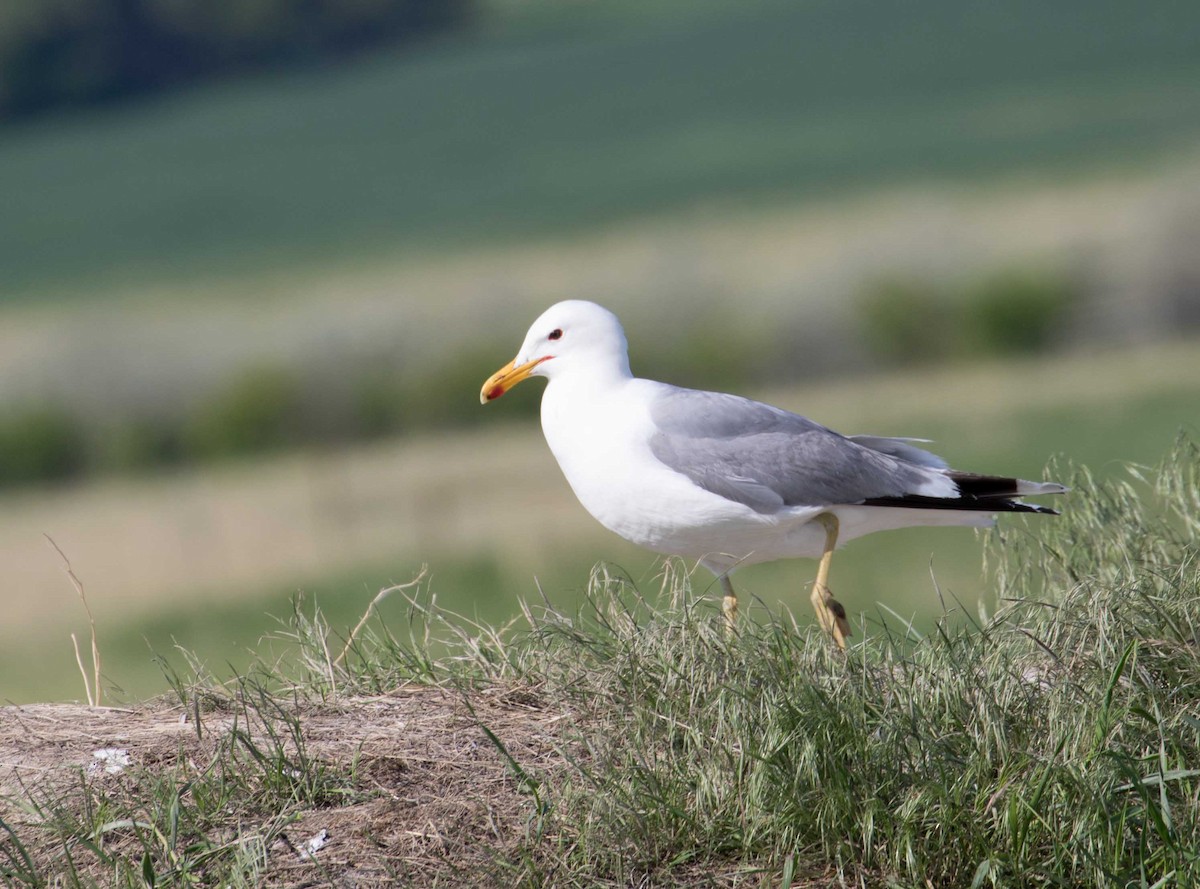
left=69, top=633, right=93, bottom=707
left=335, top=566, right=428, bottom=667
left=46, top=535, right=101, bottom=707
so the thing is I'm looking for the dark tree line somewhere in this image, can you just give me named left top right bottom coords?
left=0, top=0, right=476, bottom=122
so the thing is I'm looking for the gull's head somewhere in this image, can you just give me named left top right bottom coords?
left=480, top=300, right=630, bottom=403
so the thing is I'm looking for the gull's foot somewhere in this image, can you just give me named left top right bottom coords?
left=811, top=583, right=851, bottom=650
left=722, top=593, right=738, bottom=637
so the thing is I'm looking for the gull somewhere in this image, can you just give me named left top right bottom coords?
left=480, top=300, right=1065, bottom=647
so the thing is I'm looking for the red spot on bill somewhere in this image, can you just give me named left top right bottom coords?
left=486, top=385, right=505, bottom=401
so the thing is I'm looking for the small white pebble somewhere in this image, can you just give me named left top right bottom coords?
left=298, top=828, right=330, bottom=860
left=88, top=748, right=132, bottom=775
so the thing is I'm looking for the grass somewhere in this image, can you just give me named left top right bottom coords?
left=2, top=439, right=1197, bottom=886
left=3, top=0, right=1200, bottom=301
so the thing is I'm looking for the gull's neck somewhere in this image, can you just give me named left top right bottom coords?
left=548, top=349, right=633, bottom=394
left=541, top=351, right=634, bottom=442
left=540, top=349, right=636, bottom=483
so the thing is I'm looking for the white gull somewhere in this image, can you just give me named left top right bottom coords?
left=480, top=300, right=1065, bottom=646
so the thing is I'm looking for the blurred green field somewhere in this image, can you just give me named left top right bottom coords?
left=4, top=338, right=1196, bottom=704
left=3, top=0, right=1200, bottom=300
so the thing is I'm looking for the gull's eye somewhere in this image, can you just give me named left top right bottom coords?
left=548, top=328, right=563, bottom=341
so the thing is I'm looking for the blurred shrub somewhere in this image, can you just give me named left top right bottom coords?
left=97, top=420, right=187, bottom=471
left=0, top=408, right=88, bottom=485
left=963, top=270, right=1076, bottom=355
left=637, top=311, right=759, bottom=392
left=0, top=0, right=476, bottom=121
left=396, top=345, right=541, bottom=430
left=858, top=278, right=957, bottom=366
left=184, top=366, right=302, bottom=459
left=857, top=268, right=1076, bottom=366
left=353, top=374, right=408, bottom=439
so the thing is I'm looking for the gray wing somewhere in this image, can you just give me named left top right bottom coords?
left=845, top=435, right=948, bottom=469
left=648, top=387, right=947, bottom=514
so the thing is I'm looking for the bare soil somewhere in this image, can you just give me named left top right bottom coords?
left=0, top=685, right=568, bottom=886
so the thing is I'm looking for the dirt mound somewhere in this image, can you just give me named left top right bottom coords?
left=0, top=685, right=566, bottom=885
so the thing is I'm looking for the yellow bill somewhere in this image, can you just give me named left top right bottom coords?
left=480, top=356, right=550, bottom=404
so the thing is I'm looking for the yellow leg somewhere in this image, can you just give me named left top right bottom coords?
left=719, top=574, right=738, bottom=636
left=810, top=513, right=851, bottom=649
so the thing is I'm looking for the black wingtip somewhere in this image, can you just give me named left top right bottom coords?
left=861, top=494, right=1061, bottom=515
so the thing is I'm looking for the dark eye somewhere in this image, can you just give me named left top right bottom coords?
left=548, top=328, right=563, bottom=341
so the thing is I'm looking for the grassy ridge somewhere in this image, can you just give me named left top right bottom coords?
left=3, top=440, right=1196, bottom=885
left=3, top=0, right=1200, bottom=300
